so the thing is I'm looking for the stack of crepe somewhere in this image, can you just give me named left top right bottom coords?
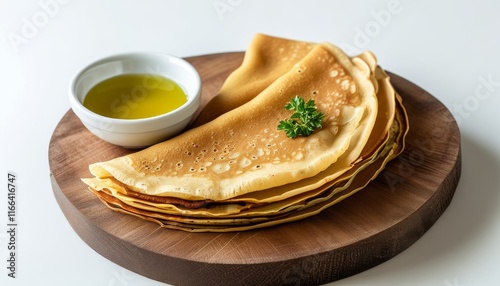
left=82, top=34, right=409, bottom=232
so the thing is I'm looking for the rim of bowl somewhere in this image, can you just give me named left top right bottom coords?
left=69, top=52, right=202, bottom=131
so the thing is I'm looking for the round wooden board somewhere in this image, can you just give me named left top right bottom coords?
left=49, top=52, right=461, bottom=286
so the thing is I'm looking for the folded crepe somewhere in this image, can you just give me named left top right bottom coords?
left=89, top=99, right=407, bottom=232
left=87, top=43, right=377, bottom=200
left=89, top=98, right=405, bottom=223
left=191, top=34, right=315, bottom=127
left=82, top=34, right=409, bottom=232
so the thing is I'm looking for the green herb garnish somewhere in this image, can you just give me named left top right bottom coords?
left=277, top=96, right=325, bottom=138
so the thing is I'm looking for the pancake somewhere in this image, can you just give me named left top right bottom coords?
left=191, top=33, right=315, bottom=127
left=82, top=34, right=409, bottom=232
left=86, top=94, right=406, bottom=221
left=89, top=94, right=408, bottom=232
left=223, top=61, right=394, bottom=204
left=87, top=44, right=378, bottom=201
left=88, top=110, right=406, bottom=232
left=88, top=117, right=398, bottom=220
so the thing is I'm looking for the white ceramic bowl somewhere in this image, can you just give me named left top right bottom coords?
left=69, top=52, right=201, bottom=148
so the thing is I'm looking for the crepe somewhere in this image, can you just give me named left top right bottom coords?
left=223, top=60, right=394, bottom=204
left=84, top=52, right=407, bottom=222
left=82, top=34, right=409, bottom=232
left=191, top=34, right=315, bottom=127
left=88, top=43, right=378, bottom=201
left=89, top=91, right=407, bottom=232
left=89, top=111, right=402, bottom=221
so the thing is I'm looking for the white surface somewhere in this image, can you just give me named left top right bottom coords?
left=1, top=0, right=499, bottom=285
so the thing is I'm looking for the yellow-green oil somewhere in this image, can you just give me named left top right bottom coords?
left=83, top=74, right=187, bottom=119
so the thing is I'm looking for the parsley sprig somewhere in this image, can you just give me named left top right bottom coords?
left=277, top=96, right=325, bottom=138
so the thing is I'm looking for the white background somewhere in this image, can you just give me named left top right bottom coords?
left=1, top=0, right=500, bottom=285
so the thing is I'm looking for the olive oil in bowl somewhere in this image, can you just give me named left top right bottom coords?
left=83, top=74, right=188, bottom=119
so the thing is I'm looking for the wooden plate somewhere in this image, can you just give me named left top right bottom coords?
left=49, top=52, right=461, bottom=286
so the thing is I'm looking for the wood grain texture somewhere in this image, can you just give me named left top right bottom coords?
left=49, top=52, right=461, bottom=286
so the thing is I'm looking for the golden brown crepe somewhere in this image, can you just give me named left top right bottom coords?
left=88, top=44, right=378, bottom=201
left=83, top=56, right=408, bottom=227
left=191, top=34, right=315, bottom=127
left=89, top=108, right=403, bottom=222
left=82, top=34, right=409, bottom=232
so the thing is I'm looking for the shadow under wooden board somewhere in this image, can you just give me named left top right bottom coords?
left=49, top=52, right=461, bottom=286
